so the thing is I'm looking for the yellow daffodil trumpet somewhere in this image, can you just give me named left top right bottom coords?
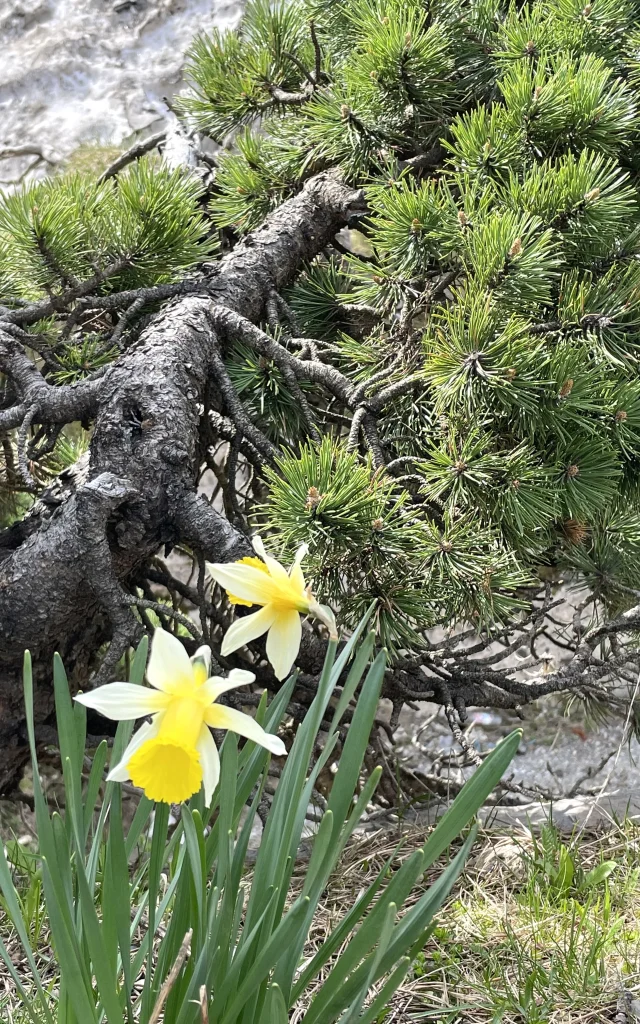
left=74, top=628, right=286, bottom=805
left=207, top=536, right=337, bottom=681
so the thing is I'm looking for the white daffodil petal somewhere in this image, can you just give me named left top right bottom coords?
left=146, top=628, right=194, bottom=693
left=191, top=645, right=212, bottom=674
left=220, top=604, right=278, bottom=655
left=309, top=600, right=339, bottom=640
left=201, top=668, right=256, bottom=704
left=205, top=704, right=286, bottom=757
left=74, top=683, right=169, bottom=720
left=293, top=542, right=308, bottom=567
left=266, top=609, right=302, bottom=681
left=289, top=561, right=306, bottom=592
left=196, top=724, right=220, bottom=806
left=251, top=535, right=290, bottom=585
left=207, top=562, right=278, bottom=606
left=191, top=645, right=212, bottom=688
left=107, top=718, right=160, bottom=782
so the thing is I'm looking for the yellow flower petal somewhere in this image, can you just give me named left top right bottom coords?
left=205, top=704, right=287, bottom=757
left=252, top=535, right=291, bottom=585
left=107, top=718, right=161, bottom=782
left=288, top=543, right=308, bottom=592
left=128, top=737, right=203, bottom=804
left=74, top=683, right=169, bottom=720
left=266, top=608, right=302, bottom=681
left=190, top=645, right=212, bottom=687
left=220, top=604, right=278, bottom=656
left=147, top=628, right=195, bottom=694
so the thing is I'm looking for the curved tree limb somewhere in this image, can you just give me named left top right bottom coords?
left=0, top=171, right=364, bottom=791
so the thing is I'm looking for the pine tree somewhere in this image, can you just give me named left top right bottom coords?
left=2, top=0, right=640, bottom=788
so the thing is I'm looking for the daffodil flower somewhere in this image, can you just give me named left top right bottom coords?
left=207, top=536, right=336, bottom=681
left=74, top=628, right=286, bottom=805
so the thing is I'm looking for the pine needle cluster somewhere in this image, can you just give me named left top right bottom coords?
left=177, top=0, right=640, bottom=652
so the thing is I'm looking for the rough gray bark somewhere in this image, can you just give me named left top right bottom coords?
left=0, top=172, right=363, bottom=792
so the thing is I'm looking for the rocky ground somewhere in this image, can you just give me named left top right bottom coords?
left=0, top=0, right=242, bottom=185
left=391, top=695, right=640, bottom=832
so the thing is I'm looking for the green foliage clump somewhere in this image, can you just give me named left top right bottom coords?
left=175, top=0, right=640, bottom=648
left=0, top=629, right=521, bottom=1023
left=0, top=158, right=215, bottom=302
left=264, top=438, right=533, bottom=652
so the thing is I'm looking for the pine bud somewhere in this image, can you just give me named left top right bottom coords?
left=373, top=275, right=384, bottom=284
left=381, top=15, right=390, bottom=24
left=482, top=140, right=492, bottom=158
left=584, top=187, right=600, bottom=202
left=615, top=409, right=628, bottom=422
left=508, top=238, right=522, bottom=257
left=411, top=218, right=422, bottom=233
left=453, top=460, right=467, bottom=475
left=525, top=39, right=536, bottom=54
left=458, top=210, right=468, bottom=227
left=404, top=103, right=415, bottom=119
left=506, top=367, right=517, bottom=380
left=566, top=464, right=580, bottom=479
left=511, top=478, right=521, bottom=489
left=306, top=486, right=323, bottom=509
left=340, top=104, right=351, bottom=120
left=439, top=539, right=453, bottom=553
left=370, top=70, right=378, bottom=80
left=563, top=518, right=588, bottom=544
left=558, top=378, right=574, bottom=398
left=582, top=3, right=592, bottom=14
left=372, top=517, right=384, bottom=531
left=404, top=31, right=412, bottom=46
left=533, top=85, right=543, bottom=100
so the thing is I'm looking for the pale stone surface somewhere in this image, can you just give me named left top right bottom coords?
left=0, top=0, right=242, bottom=182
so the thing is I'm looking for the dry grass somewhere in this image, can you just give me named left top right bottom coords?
left=287, top=821, right=640, bottom=1022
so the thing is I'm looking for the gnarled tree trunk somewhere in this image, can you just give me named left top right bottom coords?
left=0, top=173, right=362, bottom=792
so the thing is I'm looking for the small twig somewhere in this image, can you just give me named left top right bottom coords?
left=149, top=929, right=193, bottom=1024
left=347, top=405, right=367, bottom=451
left=97, top=131, right=167, bottom=184
left=310, top=20, right=323, bottom=83
left=128, top=595, right=203, bottom=641
left=0, top=144, right=57, bottom=166
left=265, top=86, right=309, bottom=105
left=282, top=49, right=316, bottom=88
left=110, top=295, right=147, bottom=349
left=209, top=344, right=278, bottom=463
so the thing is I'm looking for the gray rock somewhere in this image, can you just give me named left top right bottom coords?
left=0, top=0, right=243, bottom=183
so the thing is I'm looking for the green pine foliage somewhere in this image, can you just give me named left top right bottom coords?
left=178, top=0, right=640, bottom=650
left=226, top=337, right=316, bottom=441
left=0, top=159, right=214, bottom=303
